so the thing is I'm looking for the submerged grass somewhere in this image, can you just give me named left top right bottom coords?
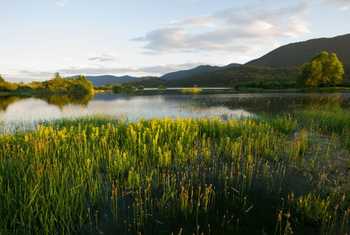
left=0, top=112, right=350, bottom=234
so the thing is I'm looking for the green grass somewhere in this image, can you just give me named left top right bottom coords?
left=180, top=87, right=203, bottom=94
left=0, top=113, right=350, bottom=234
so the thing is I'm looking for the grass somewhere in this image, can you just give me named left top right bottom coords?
left=180, top=87, right=203, bottom=94
left=0, top=111, right=350, bottom=234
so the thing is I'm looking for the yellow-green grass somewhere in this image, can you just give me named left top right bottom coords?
left=0, top=115, right=350, bottom=234
left=180, top=87, right=203, bottom=94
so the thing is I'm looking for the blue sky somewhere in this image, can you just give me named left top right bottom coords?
left=1, top=0, right=349, bottom=81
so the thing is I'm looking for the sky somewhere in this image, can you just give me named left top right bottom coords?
left=0, top=0, right=349, bottom=81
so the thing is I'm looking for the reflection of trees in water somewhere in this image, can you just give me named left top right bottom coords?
left=1, top=93, right=348, bottom=115
left=0, top=94, right=93, bottom=111
left=43, top=94, right=93, bottom=109
left=0, top=96, right=21, bottom=111
left=162, top=94, right=349, bottom=114
left=306, top=94, right=344, bottom=110
left=227, top=95, right=346, bottom=114
left=224, top=95, right=347, bottom=114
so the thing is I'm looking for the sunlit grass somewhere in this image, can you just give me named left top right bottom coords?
left=0, top=114, right=350, bottom=234
left=180, top=87, right=203, bottom=94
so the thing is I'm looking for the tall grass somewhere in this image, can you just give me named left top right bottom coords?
left=0, top=116, right=349, bottom=234
left=297, top=106, right=350, bottom=149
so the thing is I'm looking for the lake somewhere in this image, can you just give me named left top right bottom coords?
left=1, top=92, right=350, bottom=132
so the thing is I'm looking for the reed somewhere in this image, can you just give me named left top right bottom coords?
left=0, top=113, right=349, bottom=234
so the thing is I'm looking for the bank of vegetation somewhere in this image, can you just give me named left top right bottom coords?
left=1, top=104, right=350, bottom=234
left=0, top=73, right=94, bottom=97
left=112, top=84, right=139, bottom=94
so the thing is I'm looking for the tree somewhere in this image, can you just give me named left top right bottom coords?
left=69, top=75, right=94, bottom=96
left=0, top=74, right=4, bottom=82
left=54, top=72, right=62, bottom=80
left=300, top=51, right=345, bottom=87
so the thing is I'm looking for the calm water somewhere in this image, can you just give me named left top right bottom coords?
left=1, top=92, right=350, bottom=131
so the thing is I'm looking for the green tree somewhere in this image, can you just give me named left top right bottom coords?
left=69, top=75, right=94, bottom=96
left=54, top=72, right=62, bottom=80
left=0, top=74, right=4, bottom=82
left=300, top=51, right=345, bottom=87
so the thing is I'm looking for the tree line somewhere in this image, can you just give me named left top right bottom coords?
left=0, top=73, right=94, bottom=96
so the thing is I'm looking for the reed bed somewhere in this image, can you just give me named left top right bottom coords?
left=0, top=114, right=349, bottom=234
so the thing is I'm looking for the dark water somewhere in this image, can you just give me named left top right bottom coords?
left=1, top=92, right=350, bottom=131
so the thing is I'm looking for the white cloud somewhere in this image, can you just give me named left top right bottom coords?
left=58, top=63, right=203, bottom=76
left=88, top=54, right=117, bottom=62
left=55, top=0, right=69, bottom=7
left=134, top=2, right=310, bottom=54
left=10, top=63, right=204, bottom=80
left=322, top=0, right=350, bottom=10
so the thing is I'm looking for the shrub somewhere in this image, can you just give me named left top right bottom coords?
left=112, top=85, right=137, bottom=93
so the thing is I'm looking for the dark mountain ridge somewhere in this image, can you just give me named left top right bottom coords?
left=161, top=63, right=241, bottom=81
left=247, top=34, right=350, bottom=71
left=79, top=33, right=350, bottom=87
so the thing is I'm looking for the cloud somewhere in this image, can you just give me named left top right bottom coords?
left=55, top=0, right=69, bottom=7
left=134, top=2, right=310, bottom=54
left=17, top=70, right=55, bottom=80
left=58, top=63, right=203, bottom=76
left=322, top=0, right=350, bottom=10
left=11, top=63, right=204, bottom=80
left=88, top=54, right=117, bottom=62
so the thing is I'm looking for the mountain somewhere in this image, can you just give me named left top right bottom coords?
left=161, top=63, right=241, bottom=81
left=85, top=75, right=141, bottom=86
left=130, top=65, right=298, bottom=88
left=133, top=33, right=350, bottom=87
left=83, top=64, right=241, bottom=87
left=247, top=34, right=350, bottom=71
left=82, top=34, right=350, bottom=87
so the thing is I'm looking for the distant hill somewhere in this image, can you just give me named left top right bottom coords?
left=132, top=34, right=350, bottom=87
left=69, top=75, right=155, bottom=87
left=161, top=63, right=241, bottom=81
left=247, top=34, right=350, bottom=73
left=80, top=64, right=241, bottom=87
left=85, top=75, right=141, bottom=86
left=76, top=34, right=350, bottom=87
left=130, top=65, right=299, bottom=87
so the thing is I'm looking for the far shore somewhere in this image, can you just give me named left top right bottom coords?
left=3, top=86, right=350, bottom=97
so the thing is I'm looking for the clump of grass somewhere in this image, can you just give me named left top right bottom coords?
left=297, top=106, right=350, bottom=149
left=181, top=87, right=203, bottom=94
left=0, top=115, right=350, bottom=234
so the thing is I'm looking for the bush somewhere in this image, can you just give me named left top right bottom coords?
left=0, top=81, right=18, bottom=92
left=68, top=75, right=94, bottom=96
left=112, top=85, right=137, bottom=93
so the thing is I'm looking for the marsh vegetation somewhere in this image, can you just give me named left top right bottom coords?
left=1, top=100, right=350, bottom=234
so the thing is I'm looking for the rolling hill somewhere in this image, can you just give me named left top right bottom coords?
left=83, top=33, right=350, bottom=87
left=85, top=75, right=141, bottom=86
left=129, top=66, right=299, bottom=88
left=247, top=34, right=350, bottom=71
left=72, top=75, right=156, bottom=87
left=161, top=63, right=241, bottom=81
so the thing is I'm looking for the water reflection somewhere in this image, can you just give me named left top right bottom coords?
left=1, top=92, right=350, bottom=131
